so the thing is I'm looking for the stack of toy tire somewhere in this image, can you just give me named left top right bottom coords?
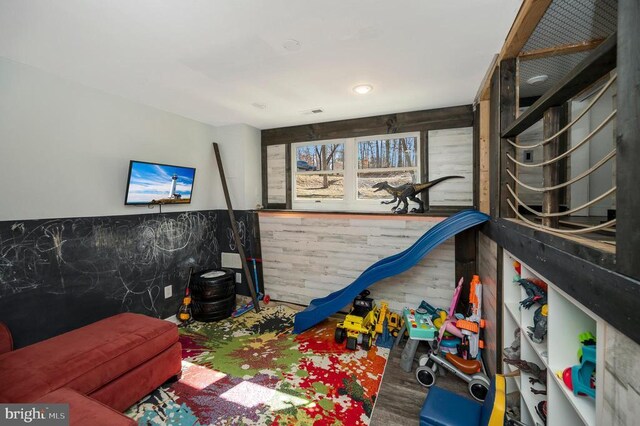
left=190, top=268, right=236, bottom=322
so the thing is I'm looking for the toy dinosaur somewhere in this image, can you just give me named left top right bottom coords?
left=528, top=304, right=548, bottom=343
left=372, top=175, right=463, bottom=214
left=515, top=278, right=547, bottom=309
left=503, top=329, right=521, bottom=360
left=503, top=357, right=547, bottom=395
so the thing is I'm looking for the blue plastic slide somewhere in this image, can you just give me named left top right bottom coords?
left=292, top=209, right=490, bottom=333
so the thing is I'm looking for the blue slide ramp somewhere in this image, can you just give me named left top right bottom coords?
left=293, top=209, right=490, bottom=334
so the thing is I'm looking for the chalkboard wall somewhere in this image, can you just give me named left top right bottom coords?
left=0, top=209, right=262, bottom=348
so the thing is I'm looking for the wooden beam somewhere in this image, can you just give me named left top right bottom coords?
left=476, top=54, right=498, bottom=103
left=502, top=32, right=617, bottom=139
left=616, top=0, right=640, bottom=280
left=489, top=67, right=501, bottom=218
left=500, top=0, right=553, bottom=59
left=499, top=59, right=517, bottom=218
left=479, top=100, right=490, bottom=214
left=212, top=143, right=261, bottom=312
left=542, top=107, right=561, bottom=228
left=520, top=38, right=605, bottom=61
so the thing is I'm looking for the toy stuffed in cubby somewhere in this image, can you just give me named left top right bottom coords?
left=560, top=332, right=596, bottom=398
left=414, top=276, right=491, bottom=402
left=513, top=261, right=549, bottom=343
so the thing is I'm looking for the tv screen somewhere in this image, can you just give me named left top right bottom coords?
left=125, top=160, right=196, bottom=205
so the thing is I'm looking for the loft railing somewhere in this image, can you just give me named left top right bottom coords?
left=499, top=33, right=617, bottom=237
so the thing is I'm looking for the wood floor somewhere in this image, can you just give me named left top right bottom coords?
left=371, top=339, right=469, bottom=426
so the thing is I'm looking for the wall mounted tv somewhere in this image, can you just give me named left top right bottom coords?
left=124, top=160, right=196, bottom=205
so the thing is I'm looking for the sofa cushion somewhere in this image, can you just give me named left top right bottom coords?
left=0, top=313, right=177, bottom=403
left=36, top=387, right=135, bottom=426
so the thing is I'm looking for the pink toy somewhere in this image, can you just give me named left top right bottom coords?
left=438, top=277, right=465, bottom=341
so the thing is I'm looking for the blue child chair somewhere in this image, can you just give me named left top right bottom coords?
left=419, top=375, right=506, bottom=426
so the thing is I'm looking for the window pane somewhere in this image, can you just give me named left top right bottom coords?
left=296, top=173, right=344, bottom=199
left=357, top=137, right=417, bottom=169
left=296, top=144, right=344, bottom=172
left=357, top=170, right=417, bottom=200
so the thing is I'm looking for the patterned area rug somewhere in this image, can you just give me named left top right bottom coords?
left=126, top=305, right=389, bottom=425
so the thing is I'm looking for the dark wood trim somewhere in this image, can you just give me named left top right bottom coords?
left=489, top=67, right=501, bottom=218
left=499, top=58, right=517, bottom=218
left=542, top=106, right=561, bottom=228
left=285, top=143, right=292, bottom=209
left=261, top=105, right=473, bottom=145
left=261, top=144, right=268, bottom=208
left=502, top=32, right=617, bottom=139
left=472, top=105, right=480, bottom=209
left=455, top=228, right=478, bottom=316
left=421, top=130, right=429, bottom=208
left=616, top=0, right=640, bottom=280
left=482, top=218, right=640, bottom=345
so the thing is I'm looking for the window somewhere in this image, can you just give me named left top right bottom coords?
left=292, top=132, right=420, bottom=211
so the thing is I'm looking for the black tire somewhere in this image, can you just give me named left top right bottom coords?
left=191, top=293, right=236, bottom=322
left=469, top=380, right=489, bottom=402
left=346, top=336, right=357, bottom=350
left=335, top=328, right=346, bottom=344
left=416, top=366, right=436, bottom=387
left=362, top=334, right=372, bottom=350
left=190, top=268, right=235, bottom=301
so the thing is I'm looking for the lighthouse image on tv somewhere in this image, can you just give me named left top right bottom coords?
left=125, top=161, right=196, bottom=205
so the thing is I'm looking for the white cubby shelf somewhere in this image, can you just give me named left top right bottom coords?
left=502, top=251, right=603, bottom=426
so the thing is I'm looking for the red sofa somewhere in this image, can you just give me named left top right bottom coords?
left=0, top=313, right=182, bottom=425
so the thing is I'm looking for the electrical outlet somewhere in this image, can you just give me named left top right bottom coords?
left=235, top=273, right=242, bottom=283
left=164, top=285, right=172, bottom=299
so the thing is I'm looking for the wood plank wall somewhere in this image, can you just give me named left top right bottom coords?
left=259, top=212, right=456, bottom=312
left=266, top=144, right=286, bottom=204
left=428, top=127, right=474, bottom=206
left=478, top=231, right=499, bottom=376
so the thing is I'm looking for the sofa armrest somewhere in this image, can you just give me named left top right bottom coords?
left=0, top=322, right=13, bottom=354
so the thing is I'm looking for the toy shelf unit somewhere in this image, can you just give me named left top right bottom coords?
left=502, top=251, right=604, bottom=426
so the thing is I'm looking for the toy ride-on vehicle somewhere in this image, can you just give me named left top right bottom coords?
left=335, top=290, right=378, bottom=350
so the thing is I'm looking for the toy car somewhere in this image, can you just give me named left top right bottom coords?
left=335, top=290, right=378, bottom=350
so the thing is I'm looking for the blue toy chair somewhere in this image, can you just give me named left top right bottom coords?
left=419, top=375, right=505, bottom=426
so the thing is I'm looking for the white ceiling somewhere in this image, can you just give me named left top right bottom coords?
left=0, top=0, right=521, bottom=129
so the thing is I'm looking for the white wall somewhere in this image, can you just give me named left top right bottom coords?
left=213, top=123, right=262, bottom=210
left=0, top=57, right=261, bottom=221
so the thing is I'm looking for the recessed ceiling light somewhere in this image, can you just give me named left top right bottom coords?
left=353, top=84, right=373, bottom=95
left=526, top=75, right=549, bottom=85
left=282, top=39, right=301, bottom=52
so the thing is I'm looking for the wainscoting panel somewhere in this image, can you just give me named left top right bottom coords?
left=259, top=212, right=456, bottom=313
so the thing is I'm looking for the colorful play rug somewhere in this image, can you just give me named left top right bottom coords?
left=126, top=305, right=390, bottom=425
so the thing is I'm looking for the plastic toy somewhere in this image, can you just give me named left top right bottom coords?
left=335, top=290, right=378, bottom=350
left=504, top=358, right=547, bottom=395
left=415, top=277, right=490, bottom=402
left=562, top=334, right=596, bottom=398
left=416, top=351, right=490, bottom=402
left=503, top=329, right=521, bottom=360
left=514, top=278, right=547, bottom=309
left=386, top=311, right=404, bottom=337
left=528, top=304, right=548, bottom=343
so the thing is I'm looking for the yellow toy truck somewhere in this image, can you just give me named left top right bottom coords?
left=335, top=290, right=379, bottom=350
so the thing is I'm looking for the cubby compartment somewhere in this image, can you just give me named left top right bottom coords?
left=502, top=251, right=602, bottom=426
